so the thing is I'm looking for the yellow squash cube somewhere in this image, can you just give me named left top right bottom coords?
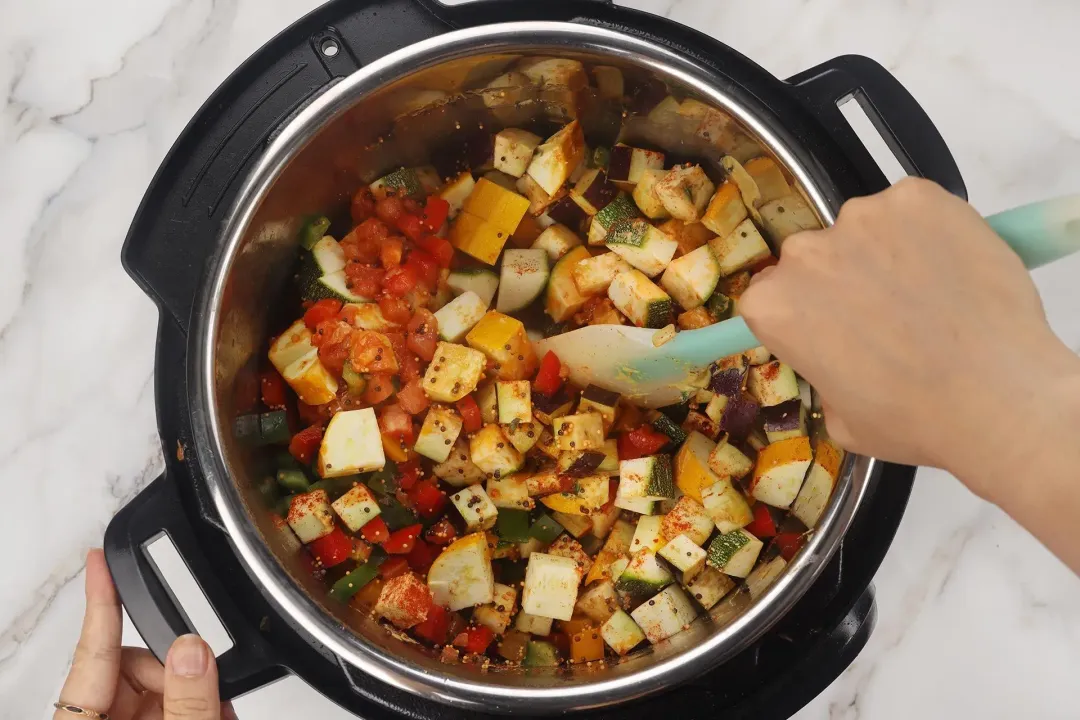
left=465, top=311, right=538, bottom=380
left=450, top=212, right=513, bottom=266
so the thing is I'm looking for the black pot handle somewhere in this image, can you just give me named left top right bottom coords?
left=104, top=474, right=285, bottom=700
left=789, top=54, right=967, bottom=200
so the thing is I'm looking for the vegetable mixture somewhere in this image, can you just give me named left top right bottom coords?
left=238, top=58, right=843, bottom=668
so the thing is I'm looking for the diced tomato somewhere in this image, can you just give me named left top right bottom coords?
left=407, top=309, right=439, bottom=362
left=303, top=298, right=343, bottom=330
left=420, top=196, right=451, bottom=233
left=403, top=197, right=422, bottom=215
left=397, top=355, right=421, bottom=386
left=363, top=374, right=395, bottom=405
left=350, top=331, right=399, bottom=375
left=380, top=235, right=405, bottom=269
left=344, top=263, right=385, bottom=298
left=361, top=516, right=390, bottom=544
left=383, top=524, right=423, bottom=554
left=308, top=527, right=352, bottom=569
left=378, top=556, right=410, bottom=580
left=397, top=461, right=422, bottom=491
left=406, top=537, right=436, bottom=573
left=260, top=369, right=288, bottom=409
left=376, top=196, right=406, bottom=225
left=379, top=404, right=415, bottom=446
left=313, top=320, right=354, bottom=377
left=383, top=264, right=419, bottom=297
left=378, top=296, right=413, bottom=326
left=233, top=366, right=261, bottom=414
left=296, top=400, right=326, bottom=426
left=413, top=603, right=450, bottom=645
left=617, top=424, right=670, bottom=460
left=288, top=425, right=324, bottom=465
left=397, top=379, right=431, bottom=415
left=745, top=503, right=778, bottom=538
left=424, top=518, right=457, bottom=545
left=404, top=250, right=440, bottom=290
left=408, top=480, right=448, bottom=519
left=462, top=625, right=495, bottom=655
left=775, top=532, right=805, bottom=561
left=416, top=234, right=454, bottom=268
left=534, top=351, right=563, bottom=396
left=341, top=220, right=387, bottom=264
left=350, top=186, right=377, bottom=224
left=456, top=395, right=483, bottom=433
left=396, top=213, right=425, bottom=243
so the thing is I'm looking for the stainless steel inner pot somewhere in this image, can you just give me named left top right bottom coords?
left=190, top=21, right=876, bottom=715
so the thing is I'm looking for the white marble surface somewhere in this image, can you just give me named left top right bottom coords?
left=3, top=0, right=1080, bottom=717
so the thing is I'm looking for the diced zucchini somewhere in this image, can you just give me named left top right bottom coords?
left=792, top=439, right=844, bottom=529
left=660, top=244, right=720, bottom=311
left=522, top=552, right=581, bottom=621
left=487, top=474, right=533, bottom=511
left=608, top=268, right=673, bottom=329
left=544, top=245, right=591, bottom=322
left=497, top=248, right=550, bottom=313
left=607, top=144, right=665, bottom=189
left=414, top=405, right=463, bottom=463
left=708, top=219, right=772, bottom=277
left=707, top=438, right=754, bottom=480
left=629, top=515, right=665, bottom=554
left=631, top=584, right=698, bottom=644
left=654, top=165, right=715, bottom=222
left=706, top=529, right=762, bottom=578
left=286, top=489, right=335, bottom=544
left=330, top=483, right=382, bottom=533
left=434, top=291, right=488, bottom=342
left=608, top=556, right=630, bottom=584
left=476, top=381, right=499, bottom=424
left=473, top=582, right=519, bottom=635
left=370, top=166, right=440, bottom=201
left=503, top=420, right=540, bottom=454
left=551, top=511, right=593, bottom=538
left=298, top=216, right=331, bottom=251
left=750, top=436, right=813, bottom=509
left=496, top=381, right=532, bottom=424
left=684, top=565, right=735, bottom=610
left=282, top=349, right=338, bottom=406
left=701, top=180, right=749, bottom=238
left=318, top=408, right=385, bottom=478
left=658, top=534, right=707, bottom=583
left=618, top=455, right=676, bottom=501
left=304, top=269, right=372, bottom=303
left=469, top=424, right=524, bottom=477
left=309, top=236, right=346, bottom=275
left=659, top=495, right=715, bottom=546
left=532, top=223, right=582, bottom=262
left=515, top=611, right=554, bottom=636
left=495, top=128, right=543, bottom=178
left=446, top=267, right=499, bottom=307
left=523, top=640, right=560, bottom=667
left=700, top=479, right=753, bottom=533
left=571, top=168, right=620, bottom=216
left=428, top=532, right=495, bottom=610
left=575, top=580, right=620, bottom=624
left=571, top=251, right=631, bottom=297
left=450, top=484, right=500, bottom=532
left=588, top=194, right=639, bottom=245
left=466, top=311, right=538, bottom=381
left=433, top=438, right=485, bottom=487
left=615, top=550, right=673, bottom=608
left=746, top=555, right=787, bottom=600
left=759, top=194, right=820, bottom=247
left=585, top=518, right=635, bottom=585
left=605, top=218, right=678, bottom=277
left=423, top=342, right=486, bottom=402
left=747, top=360, right=800, bottom=407
left=763, top=399, right=808, bottom=443
left=648, top=411, right=687, bottom=448
left=439, top=172, right=476, bottom=218
left=553, top=412, right=606, bottom=451
left=613, top=495, right=657, bottom=516
left=526, top=121, right=586, bottom=196
left=601, top=609, right=646, bottom=655
left=632, top=168, right=671, bottom=220
left=547, top=534, right=593, bottom=583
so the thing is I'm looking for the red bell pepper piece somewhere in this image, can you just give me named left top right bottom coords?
left=288, top=425, right=324, bottom=465
left=260, top=369, right=288, bottom=410
left=360, top=516, right=390, bottom=544
left=404, top=250, right=440, bottom=289
left=413, top=603, right=450, bottom=645
left=745, top=503, right=778, bottom=538
left=416, top=234, right=455, bottom=268
left=408, top=480, right=448, bottom=519
left=383, top=524, right=423, bottom=554
left=533, top=351, right=563, bottom=396
left=774, top=532, right=805, bottom=561
left=420, top=196, right=450, bottom=232
left=378, top=556, right=410, bottom=580
left=308, top=527, right=352, bottom=569
left=396, top=213, right=425, bottom=242
left=303, top=298, right=344, bottom=330
left=397, top=460, right=422, bottom=491
left=406, top=537, right=436, bottom=574
left=424, top=518, right=457, bottom=545
left=456, top=395, right=483, bottom=433
left=617, top=425, right=669, bottom=460
left=462, top=624, right=495, bottom=654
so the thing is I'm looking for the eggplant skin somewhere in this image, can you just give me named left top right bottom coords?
left=607, top=145, right=633, bottom=182
left=582, top=384, right=620, bottom=410
left=721, top=392, right=760, bottom=440
left=710, top=364, right=748, bottom=398
left=562, top=450, right=606, bottom=477
left=534, top=386, right=573, bottom=414
left=762, top=399, right=802, bottom=432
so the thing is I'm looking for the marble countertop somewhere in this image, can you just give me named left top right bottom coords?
left=4, top=0, right=1080, bottom=717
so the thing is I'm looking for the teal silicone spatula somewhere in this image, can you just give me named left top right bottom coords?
left=534, top=195, right=1080, bottom=407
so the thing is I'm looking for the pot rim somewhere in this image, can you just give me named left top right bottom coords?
left=190, top=20, right=875, bottom=713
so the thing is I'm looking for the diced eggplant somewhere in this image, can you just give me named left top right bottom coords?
left=557, top=450, right=607, bottom=477
left=708, top=219, right=772, bottom=277
left=605, top=218, right=678, bottom=277
left=608, top=144, right=665, bottom=189
left=571, top=168, right=620, bottom=216
left=762, top=399, right=808, bottom=443
left=494, top=128, right=543, bottom=178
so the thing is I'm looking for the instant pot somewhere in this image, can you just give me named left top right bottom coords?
left=105, top=1, right=964, bottom=717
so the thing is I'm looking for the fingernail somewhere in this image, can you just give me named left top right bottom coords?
left=222, top=702, right=239, bottom=720
left=168, top=634, right=209, bottom=677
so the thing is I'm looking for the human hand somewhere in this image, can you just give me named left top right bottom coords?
left=54, top=549, right=235, bottom=720
left=739, top=177, right=1080, bottom=498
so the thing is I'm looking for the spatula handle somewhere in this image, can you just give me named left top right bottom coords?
left=986, top=195, right=1080, bottom=270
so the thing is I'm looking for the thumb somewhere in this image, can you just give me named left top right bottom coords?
left=164, top=634, right=221, bottom=719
